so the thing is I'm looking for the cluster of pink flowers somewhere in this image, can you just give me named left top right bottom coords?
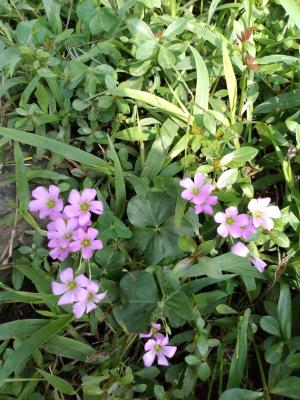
left=180, top=174, right=281, bottom=273
left=180, top=173, right=218, bottom=215
left=52, top=267, right=106, bottom=318
left=29, top=185, right=104, bottom=261
left=139, top=323, right=177, bottom=367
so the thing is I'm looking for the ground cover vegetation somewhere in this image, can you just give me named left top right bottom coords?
left=0, top=0, right=300, bottom=399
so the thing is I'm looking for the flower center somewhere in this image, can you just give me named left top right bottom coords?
left=154, top=344, right=161, bottom=352
left=64, top=232, right=73, bottom=240
left=192, top=188, right=200, bottom=195
left=47, top=199, right=56, bottom=209
left=151, top=328, right=158, bottom=334
left=254, top=211, right=261, bottom=217
left=81, top=238, right=91, bottom=247
left=226, top=217, right=234, bottom=225
left=67, top=281, right=76, bottom=290
left=80, top=202, right=89, bottom=211
left=87, top=292, right=94, bottom=302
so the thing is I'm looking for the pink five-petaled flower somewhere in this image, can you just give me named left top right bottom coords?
left=139, top=322, right=161, bottom=339
left=143, top=333, right=177, bottom=367
left=214, top=207, right=247, bottom=238
left=72, top=280, right=106, bottom=319
left=231, top=242, right=267, bottom=273
left=47, top=218, right=78, bottom=248
left=51, top=268, right=88, bottom=305
left=248, top=197, right=281, bottom=231
left=69, top=227, right=103, bottom=259
left=237, top=214, right=257, bottom=240
left=194, top=193, right=218, bottom=216
left=29, top=185, right=63, bottom=220
left=64, top=188, right=103, bottom=226
left=180, top=174, right=210, bottom=203
left=48, top=240, right=70, bottom=261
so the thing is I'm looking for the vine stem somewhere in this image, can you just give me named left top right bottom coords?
left=238, top=70, right=247, bottom=119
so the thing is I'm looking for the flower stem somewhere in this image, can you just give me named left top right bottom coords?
left=253, top=338, right=271, bottom=400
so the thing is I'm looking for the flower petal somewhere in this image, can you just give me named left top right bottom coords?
left=144, top=339, right=156, bottom=351
left=82, top=188, right=96, bottom=202
left=86, top=301, right=97, bottom=314
left=72, top=302, right=86, bottom=319
left=248, top=199, right=258, bottom=213
left=231, top=242, right=249, bottom=257
left=265, top=206, right=281, bottom=219
left=257, top=197, right=271, bottom=210
left=58, top=290, right=76, bottom=305
left=68, top=189, right=81, bottom=205
left=143, top=350, right=156, bottom=367
left=214, top=212, right=226, bottom=223
left=78, top=212, right=91, bottom=226
left=179, top=178, right=194, bottom=189
left=163, top=345, right=177, bottom=358
left=51, top=282, right=66, bottom=295
left=157, top=354, right=169, bottom=366
left=251, top=256, right=266, bottom=273
left=32, top=186, right=48, bottom=200
left=217, top=224, right=229, bottom=237
left=194, top=173, right=206, bottom=187
left=60, top=268, right=73, bottom=283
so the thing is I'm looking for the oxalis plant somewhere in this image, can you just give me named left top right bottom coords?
left=0, top=0, right=300, bottom=399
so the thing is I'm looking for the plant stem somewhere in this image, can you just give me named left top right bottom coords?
left=253, top=338, right=271, bottom=400
left=238, top=70, right=247, bottom=119
left=170, top=0, right=176, bottom=16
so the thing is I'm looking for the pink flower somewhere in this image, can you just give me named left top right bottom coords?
left=51, top=268, right=88, bottom=305
left=194, top=194, right=218, bottom=215
left=231, top=242, right=267, bottom=273
left=64, top=188, right=103, bottom=226
left=139, top=322, right=161, bottom=339
left=47, top=218, right=78, bottom=248
left=180, top=174, right=211, bottom=202
left=214, top=207, right=246, bottom=238
left=237, top=214, right=257, bottom=240
left=29, top=185, right=63, bottom=220
left=231, top=241, right=250, bottom=257
left=251, top=256, right=267, bottom=273
left=48, top=240, right=70, bottom=261
left=143, top=334, right=177, bottom=367
left=72, top=280, right=106, bottom=319
left=69, top=227, right=103, bottom=259
left=248, top=198, right=281, bottom=231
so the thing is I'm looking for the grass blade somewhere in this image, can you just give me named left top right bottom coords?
left=222, top=42, right=237, bottom=123
left=189, top=46, right=209, bottom=116
left=14, top=142, right=29, bottom=212
left=0, top=127, right=113, bottom=175
left=0, top=315, right=72, bottom=387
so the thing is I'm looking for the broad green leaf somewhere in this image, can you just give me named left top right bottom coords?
left=269, top=230, right=290, bottom=248
left=277, top=283, right=292, bottom=340
left=222, top=42, right=237, bottom=122
left=190, top=46, right=209, bottom=115
left=217, top=169, right=238, bottom=189
left=127, top=18, right=155, bottom=41
left=260, top=316, right=280, bottom=336
left=163, top=18, right=187, bottom=39
left=0, top=127, right=113, bottom=175
left=141, top=119, right=179, bottom=179
left=270, top=376, right=300, bottom=399
left=37, top=368, right=75, bottom=394
left=265, top=342, right=284, bottom=364
left=254, top=90, right=300, bottom=114
left=286, top=354, right=300, bottom=370
left=216, top=304, right=238, bottom=314
left=227, top=309, right=251, bottom=388
left=220, top=147, right=258, bottom=165
left=110, top=88, right=191, bottom=124
left=120, top=271, right=158, bottom=332
left=280, top=0, right=300, bottom=29
left=46, top=336, right=95, bottom=361
left=220, top=389, right=263, bottom=400
left=0, top=316, right=72, bottom=387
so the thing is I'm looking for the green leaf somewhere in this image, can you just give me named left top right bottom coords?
left=286, top=354, right=300, bottom=370
left=190, top=46, right=209, bottom=115
left=265, top=342, right=284, bottom=364
left=163, top=19, right=187, bottom=39
left=141, top=119, right=179, bottom=179
left=270, top=377, right=300, bottom=399
left=72, top=99, right=90, bottom=111
left=0, top=127, right=113, bottom=175
left=220, top=389, right=263, bottom=400
left=221, top=147, right=258, bottom=165
left=227, top=309, right=251, bottom=389
left=108, top=136, right=126, bottom=217
left=0, top=319, right=48, bottom=340
left=277, top=283, right=292, bottom=340
left=280, top=0, right=300, bottom=29
left=14, top=142, right=29, bottom=212
left=0, top=316, right=72, bottom=387
left=45, top=336, right=95, bottom=361
left=37, top=368, right=75, bottom=394
left=254, top=90, right=300, bottom=114
left=222, top=42, right=237, bottom=121
left=260, top=316, right=281, bottom=336
left=216, top=304, right=238, bottom=314
left=217, top=169, right=238, bottom=189
left=197, top=362, right=210, bottom=381
left=120, top=271, right=158, bottom=332
left=269, top=230, right=290, bottom=248
left=136, top=40, right=158, bottom=61
left=110, top=88, right=191, bottom=124
left=127, top=18, right=155, bottom=41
